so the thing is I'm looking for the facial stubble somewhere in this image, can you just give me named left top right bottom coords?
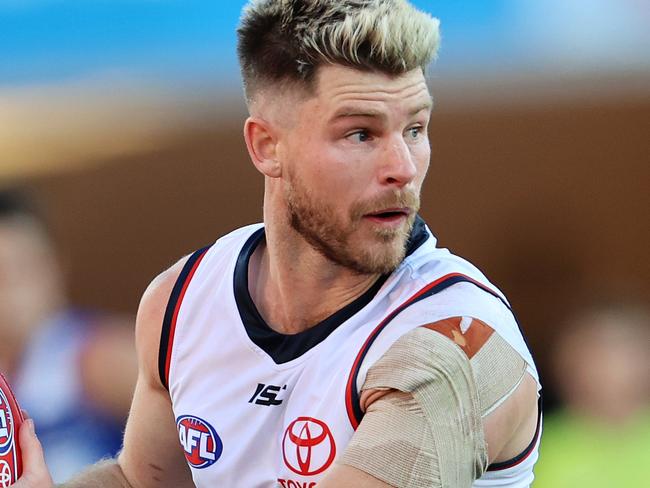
left=285, top=174, right=419, bottom=275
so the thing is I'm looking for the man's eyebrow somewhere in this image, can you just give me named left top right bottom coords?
left=413, top=93, right=435, bottom=113
left=330, top=99, right=434, bottom=121
left=409, top=99, right=434, bottom=116
left=331, top=107, right=385, bottom=120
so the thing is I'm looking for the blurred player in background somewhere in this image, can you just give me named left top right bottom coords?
left=534, top=302, right=650, bottom=487
left=0, top=188, right=137, bottom=483
left=15, top=1, right=540, bottom=486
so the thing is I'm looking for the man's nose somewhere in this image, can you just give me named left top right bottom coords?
left=378, top=136, right=417, bottom=187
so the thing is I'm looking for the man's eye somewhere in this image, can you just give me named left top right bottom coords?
left=407, top=126, right=423, bottom=139
left=347, top=130, right=371, bottom=143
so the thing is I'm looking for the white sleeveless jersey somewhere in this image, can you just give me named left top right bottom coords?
left=160, top=219, right=541, bottom=488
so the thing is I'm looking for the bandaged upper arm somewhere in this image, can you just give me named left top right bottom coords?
left=341, top=319, right=527, bottom=488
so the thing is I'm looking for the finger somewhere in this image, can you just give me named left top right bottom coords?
left=15, top=419, right=53, bottom=487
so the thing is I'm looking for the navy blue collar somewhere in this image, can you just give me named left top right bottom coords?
left=233, top=216, right=429, bottom=363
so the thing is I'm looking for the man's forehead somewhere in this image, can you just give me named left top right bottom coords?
left=314, top=65, right=432, bottom=113
left=316, top=64, right=428, bottom=89
left=250, top=65, right=431, bottom=125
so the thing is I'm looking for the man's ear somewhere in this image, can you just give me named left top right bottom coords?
left=243, top=117, right=282, bottom=178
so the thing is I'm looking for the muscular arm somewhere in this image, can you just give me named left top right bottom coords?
left=319, top=318, right=539, bottom=488
left=116, top=259, right=194, bottom=488
left=319, top=377, right=537, bottom=488
left=16, top=258, right=193, bottom=488
left=65, top=259, right=193, bottom=487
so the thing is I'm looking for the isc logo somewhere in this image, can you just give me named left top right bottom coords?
left=248, top=383, right=287, bottom=406
left=176, top=415, right=223, bottom=469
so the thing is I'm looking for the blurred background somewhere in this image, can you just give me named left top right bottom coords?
left=1, top=0, right=648, bottom=484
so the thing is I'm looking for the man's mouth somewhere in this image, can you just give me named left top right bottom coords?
left=364, top=208, right=411, bottom=224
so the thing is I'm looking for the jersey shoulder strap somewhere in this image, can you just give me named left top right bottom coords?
left=158, top=245, right=212, bottom=389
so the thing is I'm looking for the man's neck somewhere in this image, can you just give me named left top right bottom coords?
left=248, top=227, right=381, bottom=335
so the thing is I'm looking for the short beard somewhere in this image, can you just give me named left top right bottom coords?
left=284, top=174, right=419, bottom=275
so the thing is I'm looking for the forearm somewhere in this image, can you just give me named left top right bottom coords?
left=58, top=459, right=133, bottom=488
left=318, top=464, right=393, bottom=487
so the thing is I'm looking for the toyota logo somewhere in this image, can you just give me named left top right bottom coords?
left=0, top=460, right=11, bottom=488
left=282, top=417, right=336, bottom=476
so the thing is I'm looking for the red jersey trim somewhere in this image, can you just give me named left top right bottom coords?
left=158, top=246, right=211, bottom=390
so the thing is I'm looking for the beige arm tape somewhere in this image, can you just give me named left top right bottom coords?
left=341, top=327, right=485, bottom=487
left=341, top=320, right=527, bottom=488
left=472, top=331, right=527, bottom=415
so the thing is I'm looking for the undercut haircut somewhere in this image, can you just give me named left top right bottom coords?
left=237, top=0, right=441, bottom=105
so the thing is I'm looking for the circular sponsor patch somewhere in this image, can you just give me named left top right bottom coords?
left=176, top=415, right=222, bottom=469
left=0, top=460, right=13, bottom=488
left=0, top=372, right=23, bottom=486
left=0, top=390, right=13, bottom=456
left=282, top=416, right=336, bottom=476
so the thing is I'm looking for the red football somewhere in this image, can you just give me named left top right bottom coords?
left=0, top=372, right=24, bottom=486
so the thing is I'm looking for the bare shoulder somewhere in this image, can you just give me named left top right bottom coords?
left=113, top=255, right=196, bottom=488
left=135, top=256, right=191, bottom=382
left=483, top=372, right=539, bottom=463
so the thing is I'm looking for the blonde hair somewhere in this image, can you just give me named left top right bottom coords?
left=237, top=0, right=440, bottom=104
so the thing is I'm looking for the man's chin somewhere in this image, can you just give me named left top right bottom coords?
left=348, top=237, right=408, bottom=275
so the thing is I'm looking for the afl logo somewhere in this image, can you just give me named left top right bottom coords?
left=282, top=417, right=336, bottom=476
left=176, top=415, right=223, bottom=469
left=0, top=390, right=14, bottom=456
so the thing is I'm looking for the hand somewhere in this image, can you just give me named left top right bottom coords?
left=13, top=418, right=54, bottom=488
